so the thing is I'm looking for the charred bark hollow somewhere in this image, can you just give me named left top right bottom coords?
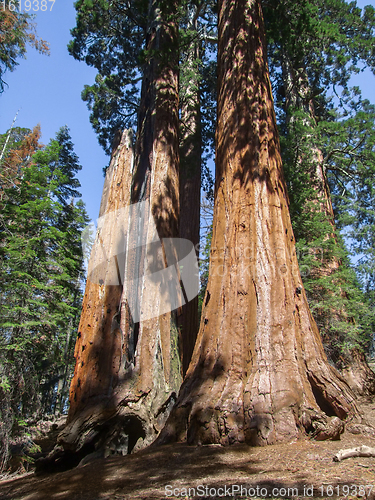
left=157, top=0, right=359, bottom=448
left=58, top=2, right=183, bottom=461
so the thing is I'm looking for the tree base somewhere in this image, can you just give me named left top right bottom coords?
left=156, top=354, right=360, bottom=448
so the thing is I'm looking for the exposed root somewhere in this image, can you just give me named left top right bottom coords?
left=310, top=416, right=344, bottom=441
left=300, top=408, right=345, bottom=441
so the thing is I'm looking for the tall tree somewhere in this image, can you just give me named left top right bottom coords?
left=0, top=125, right=41, bottom=214
left=67, top=0, right=147, bottom=153
left=263, top=0, right=375, bottom=392
left=179, top=3, right=202, bottom=374
left=326, top=93, right=375, bottom=391
left=158, top=0, right=357, bottom=447
left=68, top=0, right=217, bottom=372
left=57, top=0, right=182, bottom=463
left=55, top=128, right=136, bottom=463
left=0, top=127, right=87, bottom=469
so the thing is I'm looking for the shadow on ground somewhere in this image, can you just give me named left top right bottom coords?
left=1, top=414, right=375, bottom=500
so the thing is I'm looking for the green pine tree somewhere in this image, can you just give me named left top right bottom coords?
left=0, top=126, right=89, bottom=470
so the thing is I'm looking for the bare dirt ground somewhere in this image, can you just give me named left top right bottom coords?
left=1, top=398, right=375, bottom=500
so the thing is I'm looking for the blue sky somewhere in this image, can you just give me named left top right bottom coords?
left=0, top=1, right=107, bottom=222
left=0, top=0, right=374, bottom=224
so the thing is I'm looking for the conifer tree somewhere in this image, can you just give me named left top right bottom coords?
left=0, top=125, right=41, bottom=207
left=67, top=0, right=147, bottom=153
left=0, top=127, right=88, bottom=469
left=68, top=0, right=217, bottom=372
left=179, top=3, right=203, bottom=374
left=58, top=0, right=182, bottom=464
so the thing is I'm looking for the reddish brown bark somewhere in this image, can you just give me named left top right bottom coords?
left=341, top=348, right=375, bottom=396
left=58, top=2, right=182, bottom=460
left=112, top=2, right=182, bottom=448
left=65, top=129, right=134, bottom=423
left=157, top=0, right=358, bottom=448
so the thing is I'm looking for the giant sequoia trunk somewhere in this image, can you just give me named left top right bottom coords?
left=113, top=0, right=182, bottom=449
left=281, top=53, right=339, bottom=270
left=68, top=128, right=135, bottom=420
left=157, top=0, right=358, bottom=447
left=58, top=2, right=182, bottom=460
left=281, top=53, right=375, bottom=395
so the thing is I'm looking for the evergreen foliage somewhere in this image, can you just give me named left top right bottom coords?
left=327, top=91, right=375, bottom=355
left=67, top=0, right=150, bottom=153
left=0, top=126, right=89, bottom=470
left=264, top=0, right=375, bottom=100
left=0, top=126, right=41, bottom=209
left=68, top=0, right=217, bottom=169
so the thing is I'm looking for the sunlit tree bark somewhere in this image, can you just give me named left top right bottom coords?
left=158, top=0, right=358, bottom=447
left=113, top=0, right=182, bottom=449
left=65, top=129, right=134, bottom=421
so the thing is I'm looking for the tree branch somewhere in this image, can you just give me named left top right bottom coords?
left=333, top=445, right=375, bottom=462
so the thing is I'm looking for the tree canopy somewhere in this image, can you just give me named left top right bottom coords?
left=0, top=1, right=49, bottom=92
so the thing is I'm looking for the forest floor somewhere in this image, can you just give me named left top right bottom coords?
left=0, top=398, right=375, bottom=500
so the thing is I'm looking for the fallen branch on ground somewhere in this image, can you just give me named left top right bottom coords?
left=333, top=445, right=375, bottom=462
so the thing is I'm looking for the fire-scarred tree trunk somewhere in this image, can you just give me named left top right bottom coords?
left=57, top=1, right=182, bottom=462
left=56, top=129, right=135, bottom=450
left=281, top=53, right=375, bottom=395
left=179, top=3, right=202, bottom=375
left=69, top=128, right=134, bottom=420
left=157, top=0, right=358, bottom=447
